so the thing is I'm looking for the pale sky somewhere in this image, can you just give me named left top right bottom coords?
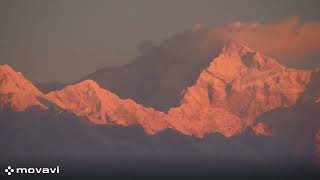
left=0, top=0, right=319, bottom=83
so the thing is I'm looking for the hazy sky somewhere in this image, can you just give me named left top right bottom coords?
left=0, top=0, right=319, bottom=83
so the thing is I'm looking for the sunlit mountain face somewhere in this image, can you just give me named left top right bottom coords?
left=1, top=14, right=320, bottom=178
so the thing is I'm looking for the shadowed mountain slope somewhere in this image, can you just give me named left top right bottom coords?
left=84, top=30, right=225, bottom=111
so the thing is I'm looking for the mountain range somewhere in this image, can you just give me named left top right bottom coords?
left=1, top=40, right=320, bottom=176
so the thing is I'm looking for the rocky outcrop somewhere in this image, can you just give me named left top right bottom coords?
left=251, top=122, right=272, bottom=136
left=300, top=68, right=320, bottom=103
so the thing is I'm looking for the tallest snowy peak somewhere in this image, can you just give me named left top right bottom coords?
left=217, top=40, right=283, bottom=71
left=222, top=40, right=254, bottom=56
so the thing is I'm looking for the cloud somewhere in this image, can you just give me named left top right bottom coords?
left=192, top=24, right=203, bottom=32
left=206, top=17, right=320, bottom=67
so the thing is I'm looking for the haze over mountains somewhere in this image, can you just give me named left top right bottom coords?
left=1, top=39, right=320, bottom=177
